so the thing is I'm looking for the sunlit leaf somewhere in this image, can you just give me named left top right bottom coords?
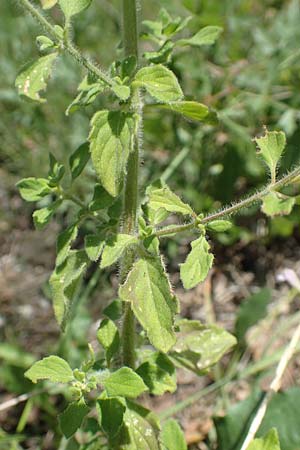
left=15, top=53, right=57, bottom=103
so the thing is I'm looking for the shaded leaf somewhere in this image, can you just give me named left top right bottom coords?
left=136, top=353, right=176, bottom=396
left=89, top=185, right=115, bottom=211
left=50, top=250, right=88, bottom=330
left=69, top=143, right=90, bottom=180
left=56, top=224, right=78, bottom=267
left=59, top=401, right=90, bottom=438
left=97, top=319, right=120, bottom=365
left=215, top=387, right=300, bottom=450
left=97, top=397, right=126, bottom=438
left=100, top=234, right=138, bottom=269
left=85, top=233, right=105, bottom=262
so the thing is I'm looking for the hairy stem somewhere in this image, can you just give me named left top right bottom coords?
left=120, top=0, right=140, bottom=369
left=154, top=165, right=300, bottom=238
left=17, top=0, right=113, bottom=86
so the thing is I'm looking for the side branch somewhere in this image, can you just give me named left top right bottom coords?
left=154, top=165, right=300, bottom=238
left=17, top=0, right=114, bottom=87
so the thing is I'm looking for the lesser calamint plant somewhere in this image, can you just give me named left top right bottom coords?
left=14, top=0, right=300, bottom=448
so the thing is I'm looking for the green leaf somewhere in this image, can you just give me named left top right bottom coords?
left=59, top=401, right=90, bottom=438
left=48, top=153, right=65, bottom=185
left=261, top=192, right=295, bottom=217
left=50, top=250, right=88, bottom=330
left=69, top=143, right=90, bottom=180
left=58, top=0, right=92, bottom=19
left=235, top=288, right=271, bottom=343
left=33, top=200, right=62, bottom=230
left=97, top=319, right=120, bottom=365
left=215, top=387, right=300, bottom=450
left=119, top=256, right=177, bottom=353
left=112, top=401, right=161, bottom=450
left=56, top=224, right=78, bottom=267
left=89, top=185, right=115, bottom=211
left=17, top=177, right=51, bottom=202
left=89, top=110, right=135, bottom=197
left=148, top=185, right=194, bottom=216
left=25, top=355, right=74, bottom=384
left=103, top=367, right=148, bottom=398
left=97, top=397, right=126, bottom=438
left=171, top=320, right=236, bottom=373
left=111, top=84, right=131, bottom=101
left=254, top=130, right=286, bottom=180
left=66, top=84, right=104, bottom=115
left=15, top=53, right=57, bottom=103
left=206, top=220, right=233, bottom=232
left=36, top=35, right=55, bottom=52
left=40, top=0, right=57, bottom=9
left=134, top=65, right=183, bottom=103
left=84, top=233, right=105, bottom=262
left=161, top=419, right=187, bottom=450
left=177, top=26, right=223, bottom=47
left=180, top=235, right=214, bottom=289
left=100, top=234, right=138, bottom=269
left=247, top=429, right=281, bottom=450
left=143, top=41, right=174, bottom=65
left=159, top=101, right=217, bottom=124
left=136, top=353, right=176, bottom=396
left=103, top=299, right=123, bottom=321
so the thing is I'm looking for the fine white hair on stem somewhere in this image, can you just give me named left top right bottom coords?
left=240, top=321, right=300, bottom=450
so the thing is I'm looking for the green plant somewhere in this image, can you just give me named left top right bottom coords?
left=13, top=0, right=300, bottom=448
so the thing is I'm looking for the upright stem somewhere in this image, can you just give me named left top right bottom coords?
left=121, top=0, right=140, bottom=369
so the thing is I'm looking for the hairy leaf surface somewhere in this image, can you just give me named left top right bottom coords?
left=25, top=355, right=74, bottom=384
left=15, top=53, right=57, bottom=103
left=58, top=0, right=92, bottom=19
left=180, top=235, right=214, bottom=289
left=262, top=192, right=295, bottom=216
left=119, top=257, right=177, bottom=352
left=255, top=130, right=286, bottom=179
left=89, top=110, right=135, bottom=196
left=103, top=367, right=148, bottom=398
left=134, top=65, right=183, bottom=102
left=50, top=250, right=88, bottom=330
